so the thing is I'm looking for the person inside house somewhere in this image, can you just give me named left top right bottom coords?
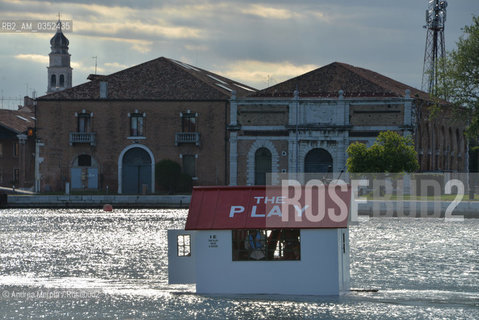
left=247, top=230, right=265, bottom=260
left=267, top=229, right=281, bottom=260
left=283, top=229, right=300, bottom=260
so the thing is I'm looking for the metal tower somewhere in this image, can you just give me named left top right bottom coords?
left=421, top=0, right=448, bottom=95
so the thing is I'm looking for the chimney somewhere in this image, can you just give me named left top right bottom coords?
left=100, top=81, right=108, bottom=99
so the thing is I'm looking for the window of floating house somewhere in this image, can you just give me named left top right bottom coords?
left=177, top=234, right=191, bottom=257
left=232, top=229, right=301, bottom=261
left=129, top=111, right=145, bottom=137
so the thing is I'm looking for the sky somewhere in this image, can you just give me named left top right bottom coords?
left=0, top=0, right=478, bottom=109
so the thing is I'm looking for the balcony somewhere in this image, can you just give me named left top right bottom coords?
left=175, top=132, right=200, bottom=146
left=70, top=132, right=96, bottom=146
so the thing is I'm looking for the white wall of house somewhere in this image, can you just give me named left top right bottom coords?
left=168, top=229, right=196, bottom=284
left=187, top=228, right=350, bottom=295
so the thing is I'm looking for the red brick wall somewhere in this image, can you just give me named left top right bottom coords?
left=36, top=100, right=228, bottom=192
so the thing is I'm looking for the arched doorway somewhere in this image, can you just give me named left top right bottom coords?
left=254, top=147, right=272, bottom=185
left=304, top=148, right=333, bottom=173
left=121, top=147, right=152, bottom=194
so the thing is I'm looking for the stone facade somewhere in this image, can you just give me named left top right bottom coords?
left=229, top=62, right=468, bottom=186
left=35, top=58, right=469, bottom=192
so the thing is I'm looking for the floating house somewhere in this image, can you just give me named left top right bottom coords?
left=168, top=184, right=351, bottom=295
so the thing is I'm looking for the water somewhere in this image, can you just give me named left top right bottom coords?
left=0, top=209, right=477, bottom=319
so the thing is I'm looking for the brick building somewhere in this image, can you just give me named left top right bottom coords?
left=36, top=57, right=256, bottom=193
left=228, top=62, right=467, bottom=185
left=0, top=102, right=36, bottom=189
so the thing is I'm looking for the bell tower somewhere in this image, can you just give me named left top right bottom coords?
left=47, top=19, right=72, bottom=94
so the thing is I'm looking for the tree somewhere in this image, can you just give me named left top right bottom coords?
left=346, top=131, right=419, bottom=173
left=436, top=15, right=479, bottom=137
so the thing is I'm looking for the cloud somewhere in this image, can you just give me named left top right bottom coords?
left=104, top=62, right=130, bottom=70
left=240, top=4, right=298, bottom=20
left=217, top=60, right=318, bottom=89
left=70, top=61, right=83, bottom=70
left=74, top=21, right=201, bottom=40
left=184, top=44, right=209, bottom=52
left=14, top=54, right=48, bottom=64
left=14, top=53, right=85, bottom=70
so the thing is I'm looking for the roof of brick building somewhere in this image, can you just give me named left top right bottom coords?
left=38, top=57, right=257, bottom=101
left=251, top=62, right=432, bottom=101
left=0, top=107, right=35, bottom=134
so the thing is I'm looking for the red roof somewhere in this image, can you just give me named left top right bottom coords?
left=38, top=57, right=257, bottom=100
left=250, top=62, right=433, bottom=101
left=0, top=107, right=35, bottom=134
left=185, top=185, right=351, bottom=230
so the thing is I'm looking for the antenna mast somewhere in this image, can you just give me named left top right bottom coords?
left=421, top=0, right=448, bottom=95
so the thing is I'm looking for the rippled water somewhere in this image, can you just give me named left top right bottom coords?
left=0, top=209, right=477, bottom=319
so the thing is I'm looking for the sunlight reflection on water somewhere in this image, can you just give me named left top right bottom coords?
left=0, top=209, right=478, bottom=319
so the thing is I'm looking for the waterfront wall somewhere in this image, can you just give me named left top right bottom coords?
left=3, top=195, right=478, bottom=217
left=5, top=194, right=191, bottom=208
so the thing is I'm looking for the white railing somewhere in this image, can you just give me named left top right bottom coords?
left=175, top=132, right=200, bottom=146
left=69, top=132, right=96, bottom=146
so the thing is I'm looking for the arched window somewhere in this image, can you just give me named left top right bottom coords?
left=51, top=74, right=56, bottom=87
left=304, top=148, right=333, bottom=173
left=59, top=74, right=65, bottom=87
left=254, top=147, right=272, bottom=185
left=122, top=147, right=152, bottom=194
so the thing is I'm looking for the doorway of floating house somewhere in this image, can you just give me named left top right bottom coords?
left=121, top=147, right=152, bottom=194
